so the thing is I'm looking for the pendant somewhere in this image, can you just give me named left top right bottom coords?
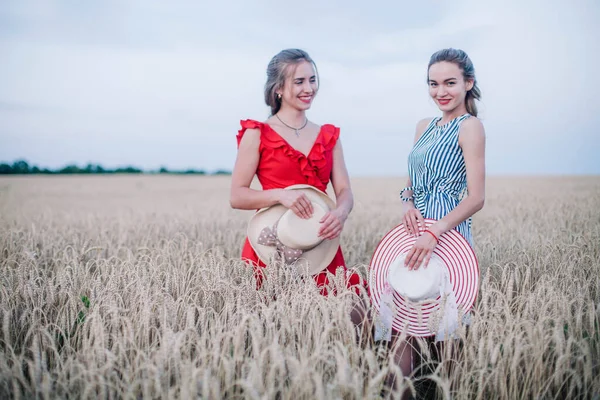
left=294, top=129, right=299, bottom=137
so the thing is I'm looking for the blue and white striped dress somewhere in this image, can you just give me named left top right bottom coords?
left=402, top=113, right=473, bottom=246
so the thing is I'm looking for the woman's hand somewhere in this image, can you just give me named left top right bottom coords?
left=318, top=208, right=347, bottom=240
left=404, top=231, right=438, bottom=270
left=278, top=190, right=314, bottom=219
left=402, top=201, right=424, bottom=237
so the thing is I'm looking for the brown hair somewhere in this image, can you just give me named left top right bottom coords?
left=428, top=48, right=481, bottom=117
left=264, top=49, right=318, bottom=116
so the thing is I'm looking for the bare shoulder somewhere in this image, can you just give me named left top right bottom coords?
left=308, top=120, right=321, bottom=129
left=416, top=117, right=433, bottom=132
left=461, top=117, right=485, bottom=134
left=238, top=128, right=261, bottom=148
left=413, top=117, right=434, bottom=143
left=458, top=117, right=485, bottom=145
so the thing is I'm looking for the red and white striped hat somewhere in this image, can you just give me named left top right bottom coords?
left=369, top=218, right=479, bottom=337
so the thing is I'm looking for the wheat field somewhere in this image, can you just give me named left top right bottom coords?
left=0, top=175, right=598, bottom=399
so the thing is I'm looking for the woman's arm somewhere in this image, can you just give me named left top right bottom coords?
left=229, top=128, right=314, bottom=218
left=318, top=139, right=353, bottom=239
left=230, top=128, right=281, bottom=209
left=427, top=117, right=486, bottom=238
left=402, top=118, right=434, bottom=235
left=330, top=139, right=353, bottom=220
left=401, top=117, right=432, bottom=200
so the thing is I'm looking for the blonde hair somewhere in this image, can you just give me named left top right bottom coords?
left=428, top=48, right=481, bottom=117
left=264, top=49, right=318, bottom=115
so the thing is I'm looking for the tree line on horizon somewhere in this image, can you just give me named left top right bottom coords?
left=0, top=159, right=232, bottom=176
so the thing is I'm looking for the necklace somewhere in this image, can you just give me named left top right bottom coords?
left=275, top=114, right=308, bottom=137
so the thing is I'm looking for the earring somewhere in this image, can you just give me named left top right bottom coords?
left=277, top=93, right=282, bottom=100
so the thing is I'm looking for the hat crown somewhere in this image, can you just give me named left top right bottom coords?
left=277, top=203, right=327, bottom=250
left=388, top=254, right=445, bottom=302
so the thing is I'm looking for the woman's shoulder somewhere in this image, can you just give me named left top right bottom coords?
left=460, top=116, right=485, bottom=134
left=316, top=122, right=341, bottom=148
left=412, top=117, right=437, bottom=142
left=458, top=116, right=485, bottom=144
left=462, top=115, right=484, bottom=127
left=239, top=118, right=266, bottom=130
left=237, top=119, right=266, bottom=147
left=318, top=121, right=340, bottom=133
left=416, top=117, right=436, bottom=131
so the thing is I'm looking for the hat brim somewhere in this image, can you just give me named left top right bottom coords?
left=247, top=184, right=340, bottom=276
left=369, top=218, right=479, bottom=337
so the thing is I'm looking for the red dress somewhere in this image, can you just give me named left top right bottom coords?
left=237, top=119, right=365, bottom=296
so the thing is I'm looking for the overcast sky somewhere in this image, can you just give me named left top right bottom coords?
left=1, top=0, right=598, bottom=175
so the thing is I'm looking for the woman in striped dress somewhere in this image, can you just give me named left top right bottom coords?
left=387, top=48, right=486, bottom=394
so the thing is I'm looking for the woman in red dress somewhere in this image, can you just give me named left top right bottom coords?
left=229, top=48, right=366, bottom=302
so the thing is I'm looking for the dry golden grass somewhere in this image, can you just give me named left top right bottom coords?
left=0, top=175, right=599, bottom=399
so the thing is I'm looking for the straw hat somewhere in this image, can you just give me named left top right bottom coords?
left=247, top=184, right=340, bottom=275
left=370, top=218, right=479, bottom=338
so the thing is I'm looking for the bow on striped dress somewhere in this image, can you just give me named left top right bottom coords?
left=401, top=113, right=474, bottom=246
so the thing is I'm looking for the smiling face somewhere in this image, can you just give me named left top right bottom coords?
left=277, top=60, right=318, bottom=112
left=428, top=61, right=474, bottom=113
